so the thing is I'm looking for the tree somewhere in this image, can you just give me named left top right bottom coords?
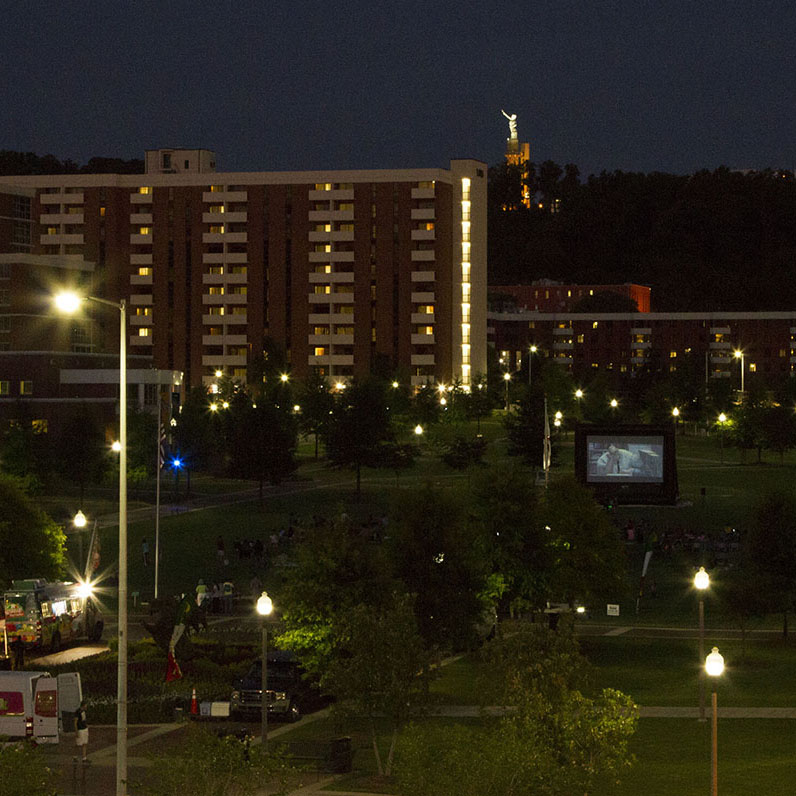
left=503, top=388, right=545, bottom=466
left=0, top=473, right=65, bottom=585
left=52, top=405, right=107, bottom=504
left=171, top=386, right=213, bottom=492
left=388, top=484, right=487, bottom=651
left=740, top=491, right=796, bottom=637
left=397, top=624, right=637, bottom=796
left=296, top=371, right=334, bottom=458
left=441, top=435, right=487, bottom=478
left=323, top=379, right=393, bottom=495
left=762, top=404, right=796, bottom=463
left=323, top=595, right=428, bottom=777
left=572, top=291, right=638, bottom=313
left=229, top=401, right=297, bottom=502
left=540, top=477, right=628, bottom=607
left=470, top=466, right=551, bottom=614
left=277, top=514, right=396, bottom=679
left=376, top=441, right=418, bottom=487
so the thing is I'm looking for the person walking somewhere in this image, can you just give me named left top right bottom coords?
left=75, top=700, right=89, bottom=762
left=11, top=635, right=24, bottom=670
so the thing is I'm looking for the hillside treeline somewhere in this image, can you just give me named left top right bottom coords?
left=489, top=162, right=796, bottom=311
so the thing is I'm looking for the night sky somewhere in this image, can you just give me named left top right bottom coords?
left=2, top=1, right=795, bottom=177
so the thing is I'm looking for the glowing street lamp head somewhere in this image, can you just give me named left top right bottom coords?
left=222, top=401, right=229, bottom=409
left=610, top=398, right=618, bottom=408
left=414, top=424, right=424, bottom=436
left=73, top=510, right=87, bottom=528
left=257, top=591, right=273, bottom=617
left=172, top=458, right=183, bottom=470
left=555, top=410, right=563, bottom=420
left=733, top=349, right=743, bottom=360
left=111, top=440, right=121, bottom=453
left=335, top=381, right=346, bottom=391
left=76, top=580, right=94, bottom=600
left=215, top=369, right=223, bottom=378
left=53, top=291, right=83, bottom=314
left=503, top=372, right=511, bottom=382
left=718, top=412, right=727, bottom=423
left=575, top=389, right=584, bottom=399
left=280, top=373, right=289, bottom=383
left=672, top=407, right=680, bottom=417
left=392, top=381, right=399, bottom=389
left=209, top=402, right=218, bottom=412
left=705, top=647, right=725, bottom=677
left=530, top=344, right=538, bottom=353
left=694, top=566, right=710, bottom=591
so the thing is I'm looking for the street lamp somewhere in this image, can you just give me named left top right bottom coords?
left=733, top=349, right=745, bottom=395
left=414, top=424, right=424, bottom=436
left=503, top=372, right=511, bottom=411
left=705, top=646, right=725, bottom=796
left=717, top=413, right=727, bottom=464
left=528, top=344, right=538, bottom=386
left=256, top=591, right=274, bottom=748
left=610, top=398, right=618, bottom=409
left=694, top=566, right=710, bottom=721
left=55, top=291, right=128, bottom=796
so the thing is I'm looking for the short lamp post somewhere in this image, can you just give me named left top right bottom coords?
left=503, top=372, right=511, bottom=411
left=672, top=406, right=680, bottom=434
left=705, top=646, right=725, bottom=796
left=694, top=566, right=710, bottom=721
left=55, top=291, right=128, bottom=796
left=717, top=413, right=727, bottom=464
left=256, top=591, right=274, bottom=748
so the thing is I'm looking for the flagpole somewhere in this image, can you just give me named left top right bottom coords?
left=543, top=396, right=551, bottom=489
left=154, top=408, right=163, bottom=600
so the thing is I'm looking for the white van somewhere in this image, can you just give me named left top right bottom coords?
left=0, top=671, right=82, bottom=743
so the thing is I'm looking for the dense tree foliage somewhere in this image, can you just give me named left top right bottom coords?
left=0, top=149, right=143, bottom=175
left=0, top=473, right=65, bottom=585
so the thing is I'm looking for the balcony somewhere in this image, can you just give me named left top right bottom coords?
left=411, top=271, right=435, bottom=282
left=40, top=213, right=82, bottom=224
left=308, top=210, right=354, bottom=222
left=411, top=292, right=435, bottom=303
left=411, top=334, right=435, bottom=345
left=308, top=230, right=355, bottom=243
left=202, top=354, right=247, bottom=367
left=201, top=334, right=247, bottom=346
left=39, top=233, right=84, bottom=245
left=309, top=312, right=356, bottom=324
left=131, top=193, right=153, bottom=205
left=130, top=253, right=153, bottom=265
left=308, top=189, right=354, bottom=201
left=411, top=354, right=435, bottom=366
left=308, top=250, right=354, bottom=263
left=410, top=250, right=435, bottom=262
left=130, top=293, right=153, bottom=305
left=130, top=315, right=153, bottom=326
left=308, top=292, right=354, bottom=304
left=130, top=334, right=153, bottom=347
left=202, top=232, right=247, bottom=244
left=411, top=229, right=435, bottom=241
left=307, top=354, right=355, bottom=366
left=411, top=313, right=435, bottom=324
left=130, top=213, right=153, bottom=225
left=309, top=271, right=354, bottom=283
left=202, top=190, right=247, bottom=203
left=130, top=274, right=153, bottom=286
left=411, top=208, right=435, bottom=220
left=411, top=188, right=435, bottom=200
left=129, top=234, right=153, bottom=245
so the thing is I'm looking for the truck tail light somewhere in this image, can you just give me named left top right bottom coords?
left=25, top=718, right=33, bottom=737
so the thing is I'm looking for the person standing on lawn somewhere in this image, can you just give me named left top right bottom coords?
left=75, top=700, right=89, bottom=762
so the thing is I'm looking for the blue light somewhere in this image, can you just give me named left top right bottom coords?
left=172, top=458, right=183, bottom=469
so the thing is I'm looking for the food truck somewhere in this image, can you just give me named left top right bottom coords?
left=3, top=579, right=103, bottom=654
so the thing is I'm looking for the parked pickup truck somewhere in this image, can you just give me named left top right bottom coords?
left=230, top=650, right=322, bottom=723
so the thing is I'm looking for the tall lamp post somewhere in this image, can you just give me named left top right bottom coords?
left=55, top=292, right=127, bottom=796
left=733, top=349, right=745, bottom=395
left=256, top=591, right=274, bottom=749
left=705, top=646, right=725, bottom=796
left=694, top=566, right=710, bottom=721
left=527, top=344, right=537, bottom=386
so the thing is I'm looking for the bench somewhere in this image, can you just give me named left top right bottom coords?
left=271, top=737, right=353, bottom=773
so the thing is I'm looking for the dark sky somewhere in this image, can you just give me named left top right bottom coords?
left=2, top=1, right=795, bottom=177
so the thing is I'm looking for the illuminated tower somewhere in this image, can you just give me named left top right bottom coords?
left=501, top=110, right=531, bottom=208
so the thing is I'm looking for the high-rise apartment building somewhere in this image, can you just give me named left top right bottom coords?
left=3, top=151, right=487, bottom=391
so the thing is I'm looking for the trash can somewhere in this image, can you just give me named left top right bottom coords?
left=173, top=706, right=185, bottom=722
left=327, top=736, right=353, bottom=773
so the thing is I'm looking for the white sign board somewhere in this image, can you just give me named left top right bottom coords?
left=606, top=604, right=620, bottom=616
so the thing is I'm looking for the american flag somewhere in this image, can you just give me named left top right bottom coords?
left=542, top=396, right=552, bottom=479
left=158, top=423, right=168, bottom=470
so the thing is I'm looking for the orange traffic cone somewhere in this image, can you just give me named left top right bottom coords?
left=190, top=687, right=198, bottom=715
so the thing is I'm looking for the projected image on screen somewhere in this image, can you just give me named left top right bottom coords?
left=586, top=435, right=665, bottom=483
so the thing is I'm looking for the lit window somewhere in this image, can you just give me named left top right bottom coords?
left=100, top=206, right=106, bottom=217
left=208, top=307, right=224, bottom=315
left=209, top=185, right=223, bottom=192
left=46, top=227, right=58, bottom=235
left=138, top=186, right=151, bottom=195
left=670, top=351, right=677, bottom=358
left=138, top=328, right=151, bottom=337
left=19, top=381, right=32, bottom=395
left=209, top=225, right=224, bottom=234
left=138, top=267, right=152, bottom=276
left=32, top=419, right=48, bottom=434
left=0, top=381, right=8, bottom=395
left=134, top=307, right=151, bottom=316
left=314, top=347, right=327, bottom=356
left=208, top=287, right=224, bottom=295
left=139, top=226, right=151, bottom=235
left=592, top=322, right=599, bottom=329
left=749, top=363, right=757, bottom=372
left=209, top=205, right=225, bottom=214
